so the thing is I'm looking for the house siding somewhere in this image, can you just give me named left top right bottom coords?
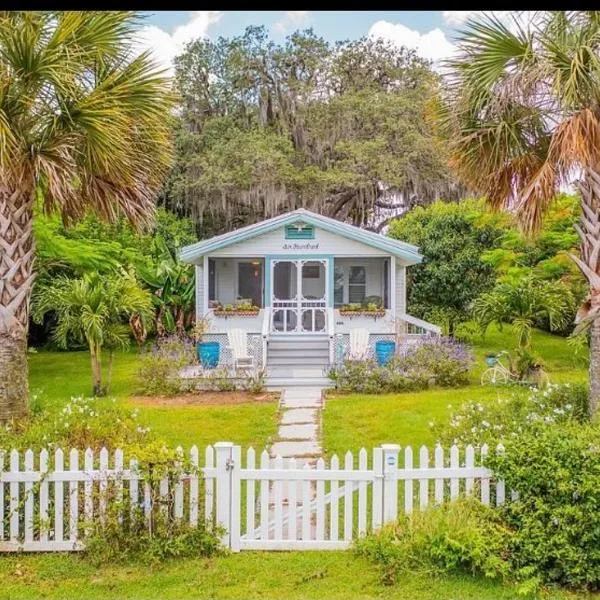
left=395, top=264, right=406, bottom=314
left=210, top=226, right=396, bottom=259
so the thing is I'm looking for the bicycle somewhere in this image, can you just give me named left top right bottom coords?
left=481, top=350, right=550, bottom=388
left=480, top=351, right=518, bottom=385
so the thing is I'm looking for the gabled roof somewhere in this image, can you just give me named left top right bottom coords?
left=179, top=208, right=422, bottom=264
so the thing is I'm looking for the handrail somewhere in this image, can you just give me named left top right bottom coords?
left=261, top=308, right=270, bottom=369
left=398, top=313, right=441, bottom=335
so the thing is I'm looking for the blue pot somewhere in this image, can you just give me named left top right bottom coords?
left=375, top=340, right=396, bottom=366
left=486, top=356, right=497, bottom=367
left=197, top=341, right=220, bottom=368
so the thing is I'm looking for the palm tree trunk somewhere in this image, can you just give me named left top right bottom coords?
left=0, top=187, right=35, bottom=421
left=90, top=343, right=103, bottom=396
left=571, top=168, right=600, bottom=418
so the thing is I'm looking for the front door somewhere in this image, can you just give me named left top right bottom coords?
left=270, top=259, right=328, bottom=333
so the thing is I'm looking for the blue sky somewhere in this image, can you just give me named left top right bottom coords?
left=135, top=11, right=499, bottom=75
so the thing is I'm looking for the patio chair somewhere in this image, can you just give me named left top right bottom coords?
left=227, top=328, right=256, bottom=377
left=348, top=328, right=370, bottom=360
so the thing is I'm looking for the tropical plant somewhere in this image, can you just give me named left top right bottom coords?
left=472, top=276, right=573, bottom=348
left=441, top=11, right=600, bottom=414
left=31, top=272, right=153, bottom=396
left=138, top=236, right=195, bottom=335
left=0, top=11, right=173, bottom=418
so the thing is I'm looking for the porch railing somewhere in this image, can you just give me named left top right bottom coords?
left=395, top=313, right=441, bottom=336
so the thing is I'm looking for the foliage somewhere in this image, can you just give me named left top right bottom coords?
left=355, top=499, right=511, bottom=585
left=167, top=27, right=459, bottom=232
left=137, top=335, right=196, bottom=396
left=435, top=383, right=589, bottom=448
left=0, top=395, right=152, bottom=452
left=388, top=200, right=507, bottom=334
left=330, top=336, right=473, bottom=393
left=85, top=507, right=223, bottom=566
left=31, top=271, right=153, bottom=396
left=473, top=275, right=575, bottom=349
left=486, top=423, right=600, bottom=591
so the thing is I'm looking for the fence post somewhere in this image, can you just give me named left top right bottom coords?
left=381, top=444, right=400, bottom=524
left=214, top=442, right=234, bottom=549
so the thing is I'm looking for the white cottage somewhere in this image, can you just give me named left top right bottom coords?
left=179, top=208, right=439, bottom=387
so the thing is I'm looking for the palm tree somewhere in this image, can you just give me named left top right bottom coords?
left=32, top=271, right=153, bottom=396
left=0, top=12, right=173, bottom=418
left=472, top=276, right=573, bottom=348
left=441, top=11, right=600, bottom=415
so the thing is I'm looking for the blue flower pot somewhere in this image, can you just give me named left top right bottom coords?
left=375, top=340, right=396, bottom=366
left=486, top=356, right=497, bottom=367
left=197, top=341, right=220, bottom=369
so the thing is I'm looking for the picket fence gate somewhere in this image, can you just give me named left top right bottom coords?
left=0, top=442, right=512, bottom=552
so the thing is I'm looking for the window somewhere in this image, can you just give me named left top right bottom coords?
left=348, top=266, right=366, bottom=304
left=238, top=261, right=263, bottom=308
left=285, top=222, right=314, bottom=240
left=334, top=265, right=344, bottom=306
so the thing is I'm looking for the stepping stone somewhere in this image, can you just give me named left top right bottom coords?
left=280, top=408, right=317, bottom=425
left=270, top=441, right=321, bottom=458
left=281, top=396, right=322, bottom=409
left=278, top=423, right=318, bottom=440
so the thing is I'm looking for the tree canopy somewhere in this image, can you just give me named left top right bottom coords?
left=164, top=26, right=461, bottom=233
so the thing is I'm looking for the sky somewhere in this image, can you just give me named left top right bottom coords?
left=136, top=10, right=524, bottom=76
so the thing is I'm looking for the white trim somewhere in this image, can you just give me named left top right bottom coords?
left=390, top=255, right=396, bottom=318
left=202, top=255, right=209, bottom=315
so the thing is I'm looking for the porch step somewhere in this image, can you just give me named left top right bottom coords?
left=266, top=377, right=333, bottom=390
left=268, top=354, right=329, bottom=365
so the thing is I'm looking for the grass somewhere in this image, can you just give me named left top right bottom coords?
left=0, top=551, right=584, bottom=600
left=28, top=348, right=279, bottom=451
left=323, top=324, right=588, bottom=456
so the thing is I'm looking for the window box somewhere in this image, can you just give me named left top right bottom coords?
left=213, top=309, right=260, bottom=318
left=338, top=309, right=386, bottom=318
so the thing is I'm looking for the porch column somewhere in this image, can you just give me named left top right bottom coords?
left=195, top=263, right=204, bottom=321
left=390, top=256, right=396, bottom=316
left=202, top=255, right=209, bottom=315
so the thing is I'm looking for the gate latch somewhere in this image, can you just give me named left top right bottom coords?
left=226, top=458, right=235, bottom=472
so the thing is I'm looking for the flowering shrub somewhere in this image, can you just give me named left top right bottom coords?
left=329, top=336, right=473, bottom=393
left=435, top=383, right=588, bottom=447
left=137, top=335, right=196, bottom=395
left=0, top=396, right=153, bottom=452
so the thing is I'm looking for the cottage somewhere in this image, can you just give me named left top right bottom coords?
left=179, top=208, right=439, bottom=387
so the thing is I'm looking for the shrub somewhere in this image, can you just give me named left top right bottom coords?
left=355, top=499, right=511, bottom=585
left=137, top=335, right=196, bottom=396
left=0, top=396, right=153, bottom=451
left=486, top=424, right=600, bottom=591
left=329, top=336, right=473, bottom=393
left=436, top=383, right=589, bottom=447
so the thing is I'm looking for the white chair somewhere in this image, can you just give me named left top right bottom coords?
left=227, top=329, right=256, bottom=376
left=348, top=328, right=370, bottom=360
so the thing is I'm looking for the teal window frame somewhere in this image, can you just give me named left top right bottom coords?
left=285, top=223, right=315, bottom=240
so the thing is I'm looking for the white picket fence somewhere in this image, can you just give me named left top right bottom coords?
left=0, top=442, right=510, bottom=552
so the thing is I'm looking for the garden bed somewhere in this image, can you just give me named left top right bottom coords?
left=129, top=391, right=278, bottom=406
left=212, top=310, right=260, bottom=317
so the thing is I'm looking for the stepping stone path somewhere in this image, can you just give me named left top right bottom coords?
left=270, top=387, right=323, bottom=463
left=268, top=387, right=325, bottom=512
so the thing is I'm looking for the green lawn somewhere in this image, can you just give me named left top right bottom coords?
left=0, top=552, right=585, bottom=600
left=28, top=348, right=279, bottom=451
left=323, top=325, right=587, bottom=456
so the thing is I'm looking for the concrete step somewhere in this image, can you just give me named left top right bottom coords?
left=268, top=343, right=329, bottom=352
left=266, top=377, right=333, bottom=390
left=268, top=357, right=329, bottom=366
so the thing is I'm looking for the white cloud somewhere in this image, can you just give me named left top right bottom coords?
left=368, top=20, right=457, bottom=65
left=443, top=11, right=539, bottom=32
left=273, top=11, right=311, bottom=35
left=135, top=11, right=223, bottom=77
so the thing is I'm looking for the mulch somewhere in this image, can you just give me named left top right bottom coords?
left=128, top=391, right=279, bottom=407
